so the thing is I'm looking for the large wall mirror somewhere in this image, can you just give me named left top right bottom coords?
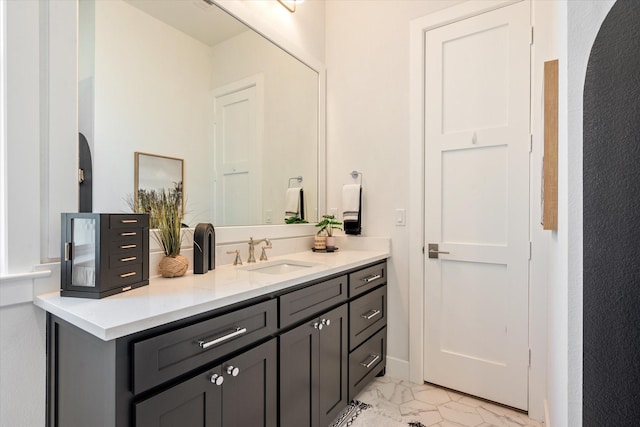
left=78, top=0, right=319, bottom=228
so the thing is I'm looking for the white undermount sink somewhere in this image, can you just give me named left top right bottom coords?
left=240, top=259, right=319, bottom=275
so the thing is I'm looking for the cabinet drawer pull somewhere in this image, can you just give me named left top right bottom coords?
left=120, top=272, right=137, bottom=278
left=360, top=354, right=380, bottom=369
left=362, top=274, right=381, bottom=283
left=198, top=327, right=247, bottom=349
left=121, top=219, right=138, bottom=224
left=361, top=309, right=381, bottom=320
left=120, top=256, right=137, bottom=262
left=121, top=244, right=137, bottom=249
left=120, top=232, right=137, bottom=237
left=210, top=374, right=224, bottom=386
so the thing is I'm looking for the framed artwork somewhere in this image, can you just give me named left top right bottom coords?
left=134, top=152, right=184, bottom=218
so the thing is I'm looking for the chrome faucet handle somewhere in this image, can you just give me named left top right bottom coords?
left=247, top=237, right=256, bottom=263
left=226, top=250, right=242, bottom=266
left=260, top=244, right=272, bottom=261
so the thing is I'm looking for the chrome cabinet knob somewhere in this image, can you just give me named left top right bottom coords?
left=210, top=374, right=224, bottom=386
left=226, top=366, right=240, bottom=377
left=313, top=322, right=323, bottom=330
left=321, top=318, right=331, bottom=327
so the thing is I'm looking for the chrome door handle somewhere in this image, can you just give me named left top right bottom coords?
left=362, top=274, right=381, bottom=283
left=321, top=318, right=331, bottom=327
left=360, top=354, right=380, bottom=369
left=210, top=374, right=224, bottom=386
left=428, top=243, right=450, bottom=259
left=226, top=366, right=240, bottom=377
left=361, top=309, right=381, bottom=320
left=198, top=327, right=247, bottom=349
left=313, top=322, right=323, bottom=331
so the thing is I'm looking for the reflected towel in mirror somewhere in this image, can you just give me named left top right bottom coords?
left=285, top=187, right=303, bottom=220
left=342, top=184, right=362, bottom=235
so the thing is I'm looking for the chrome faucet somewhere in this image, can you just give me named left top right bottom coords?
left=247, top=237, right=271, bottom=263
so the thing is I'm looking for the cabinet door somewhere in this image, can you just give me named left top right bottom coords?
left=221, top=339, right=277, bottom=427
left=280, top=319, right=320, bottom=427
left=318, top=304, right=348, bottom=427
left=135, top=367, right=222, bottom=427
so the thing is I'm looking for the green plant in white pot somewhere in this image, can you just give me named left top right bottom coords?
left=314, top=215, right=342, bottom=251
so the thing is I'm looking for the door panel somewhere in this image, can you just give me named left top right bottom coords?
left=318, top=305, right=348, bottom=427
left=423, top=1, right=530, bottom=410
left=280, top=321, right=319, bottom=427
left=221, top=340, right=277, bottom=427
left=213, top=84, right=261, bottom=226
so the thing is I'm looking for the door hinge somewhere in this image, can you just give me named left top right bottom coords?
left=529, top=348, right=532, bottom=367
left=529, top=241, right=532, bottom=260
left=422, top=246, right=425, bottom=254
left=529, top=134, right=533, bottom=153
left=530, top=26, right=534, bottom=45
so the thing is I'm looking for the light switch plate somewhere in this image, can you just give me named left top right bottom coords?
left=395, top=209, right=406, bottom=226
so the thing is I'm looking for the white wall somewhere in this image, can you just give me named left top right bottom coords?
left=92, top=0, right=213, bottom=225
left=325, top=0, right=464, bottom=378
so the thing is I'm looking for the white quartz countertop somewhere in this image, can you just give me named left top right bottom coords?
left=34, top=248, right=389, bottom=341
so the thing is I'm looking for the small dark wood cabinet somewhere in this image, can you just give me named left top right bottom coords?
left=46, top=260, right=387, bottom=427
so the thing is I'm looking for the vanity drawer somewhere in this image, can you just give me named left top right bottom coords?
left=279, top=275, right=348, bottom=328
left=349, top=327, right=386, bottom=400
left=349, top=285, right=387, bottom=350
left=109, top=252, right=142, bottom=269
left=109, top=214, right=149, bottom=229
left=132, top=299, right=277, bottom=394
left=109, top=232, right=143, bottom=254
left=110, top=263, right=144, bottom=287
left=349, top=262, right=386, bottom=297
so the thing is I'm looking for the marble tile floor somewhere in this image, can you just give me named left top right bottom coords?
left=353, top=376, right=544, bottom=427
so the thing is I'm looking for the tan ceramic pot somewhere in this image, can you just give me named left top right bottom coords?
left=314, top=236, right=327, bottom=250
left=159, top=254, right=189, bottom=278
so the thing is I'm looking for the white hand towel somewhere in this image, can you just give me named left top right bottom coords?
left=285, top=187, right=301, bottom=219
left=342, top=184, right=361, bottom=221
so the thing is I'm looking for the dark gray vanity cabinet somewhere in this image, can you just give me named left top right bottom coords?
left=280, top=304, right=348, bottom=427
left=135, top=339, right=277, bottom=427
left=46, top=259, right=388, bottom=427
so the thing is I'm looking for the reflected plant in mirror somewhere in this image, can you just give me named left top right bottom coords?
left=79, top=0, right=319, bottom=228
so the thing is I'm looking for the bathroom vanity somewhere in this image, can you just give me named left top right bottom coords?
left=36, top=248, right=388, bottom=427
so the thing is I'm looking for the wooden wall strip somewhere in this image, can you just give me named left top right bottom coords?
left=543, top=59, right=559, bottom=230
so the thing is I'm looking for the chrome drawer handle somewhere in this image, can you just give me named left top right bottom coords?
left=362, top=274, right=381, bottom=283
left=120, top=256, right=137, bottom=262
left=360, top=354, right=380, bottom=369
left=198, top=327, right=247, bottom=349
left=121, top=244, right=137, bottom=249
left=120, top=232, right=137, bottom=236
left=361, top=309, right=381, bottom=320
left=120, top=272, right=136, bottom=278
left=121, top=219, right=138, bottom=224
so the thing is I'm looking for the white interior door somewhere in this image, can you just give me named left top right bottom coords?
left=423, top=1, right=530, bottom=410
left=213, top=83, right=261, bottom=226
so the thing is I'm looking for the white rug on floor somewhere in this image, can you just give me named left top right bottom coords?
left=330, top=401, right=426, bottom=427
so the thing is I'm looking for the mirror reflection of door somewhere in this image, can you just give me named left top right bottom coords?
left=213, top=77, right=263, bottom=226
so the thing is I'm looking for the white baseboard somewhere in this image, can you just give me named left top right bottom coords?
left=544, top=399, right=551, bottom=427
left=385, top=356, right=410, bottom=381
